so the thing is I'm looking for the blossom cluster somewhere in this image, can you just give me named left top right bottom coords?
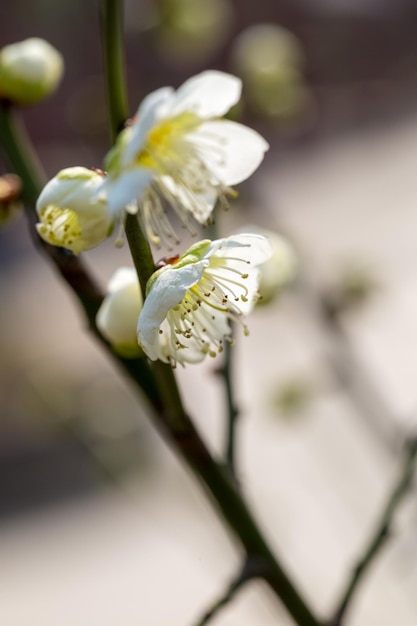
left=35, top=70, right=294, bottom=365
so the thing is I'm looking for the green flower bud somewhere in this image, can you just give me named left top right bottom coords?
left=0, top=38, right=63, bottom=106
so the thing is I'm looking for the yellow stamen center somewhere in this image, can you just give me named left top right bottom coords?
left=136, top=112, right=201, bottom=171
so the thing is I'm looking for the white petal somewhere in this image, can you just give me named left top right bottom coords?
left=169, top=70, right=242, bottom=119
left=137, top=86, right=174, bottom=121
left=103, top=169, right=153, bottom=215
left=190, top=120, right=269, bottom=186
left=138, top=263, right=206, bottom=360
left=124, top=87, right=175, bottom=163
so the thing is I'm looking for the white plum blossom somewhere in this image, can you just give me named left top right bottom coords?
left=36, top=167, right=113, bottom=254
left=96, top=267, right=143, bottom=358
left=99, top=70, right=269, bottom=246
left=137, top=234, right=271, bottom=366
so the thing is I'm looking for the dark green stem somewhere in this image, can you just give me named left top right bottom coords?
left=0, top=100, right=44, bottom=205
left=223, top=325, right=240, bottom=474
left=329, top=439, right=417, bottom=626
left=124, top=213, right=155, bottom=296
left=99, top=0, right=129, bottom=141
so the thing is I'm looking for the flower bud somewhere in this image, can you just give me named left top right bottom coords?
left=0, top=38, right=63, bottom=106
left=237, top=225, right=297, bottom=304
left=36, top=167, right=113, bottom=254
left=96, top=268, right=143, bottom=358
left=0, top=174, right=22, bottom=226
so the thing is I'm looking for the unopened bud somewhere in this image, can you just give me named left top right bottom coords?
left=96, top=268, right=144, bottom=358
left=36, top=167, right=113, bottom=254
left=0, top=38, right=63, bottom=106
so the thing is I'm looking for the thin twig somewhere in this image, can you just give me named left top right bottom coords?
left=192, top=557, right=264, bottom=626
left=207, top=215, right=240, bottom=476
left=329, top=438, right=417, bottom=626
left=299, top=272, right=402, bottom=451
left=221, top=324, right=240, bottom=476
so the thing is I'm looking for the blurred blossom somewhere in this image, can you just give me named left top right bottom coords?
left=138, top=234, right=271, bottom=366
left=273, top=377, right=312, bottom=417
left=100, top=70, right=268, bottom=247
left=36, top=167, right=113, bottom=254
left=0, top=38, right=63, bottom=106
left=324, top=263, right=378, bottom=318
left=233, top=24, right=304, bottom=74
left=0, top=174, right=22, bottom=226
left=155, top=0, right=233, bottom=66
left=96, top=267, right=144, bottom=358
left=235, top=225, right=297, bottom=304
left=231, top=24, right=310, bottom=121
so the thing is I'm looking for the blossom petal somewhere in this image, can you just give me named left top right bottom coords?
left=138, top=262, right=206, bottom=360
left=168, top=70, right=242, bottom=119
left=190, top=120, right=269, bottom=186
left=137, top=86, right=174, bottom=121
left=102, top=168, right=153, bottom=215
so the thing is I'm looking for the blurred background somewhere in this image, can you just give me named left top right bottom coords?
left=2, top=0, right=417, bottom=624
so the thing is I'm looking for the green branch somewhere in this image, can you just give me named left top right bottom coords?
left=99, top=0, right=129, bottom=141
left=0, top=101, right=161, bottom=411
left=329, top=438, right=417, bottom=626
